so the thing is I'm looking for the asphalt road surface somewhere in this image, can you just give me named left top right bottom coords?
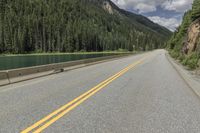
left=0, top=49, right=200, bottom=133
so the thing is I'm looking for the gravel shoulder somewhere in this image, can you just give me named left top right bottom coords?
left=166, top=52, right=200, bottom=98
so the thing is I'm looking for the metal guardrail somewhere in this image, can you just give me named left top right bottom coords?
left=0, top=54, right=131, bottom=86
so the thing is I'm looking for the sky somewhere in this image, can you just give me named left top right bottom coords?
left=111, top=0, right=194, bottom=31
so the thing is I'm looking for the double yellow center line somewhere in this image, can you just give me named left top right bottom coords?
left=21, top=57, right=146, bottom=133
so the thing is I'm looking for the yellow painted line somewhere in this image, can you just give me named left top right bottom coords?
left=21, top=57, right=146, bottom=133
left=21, top=63, right=133, bottom=133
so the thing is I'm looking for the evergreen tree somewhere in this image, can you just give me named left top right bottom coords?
left=0, top=0, right=171, bottom=54
left=192, top=0, right=200, bottom=21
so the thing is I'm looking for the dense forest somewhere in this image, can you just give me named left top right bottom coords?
left=167, top=0, right=200, bottom=69
left=0, top=0, right=171, bottom=54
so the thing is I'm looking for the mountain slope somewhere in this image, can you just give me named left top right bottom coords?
left=102, top=0, right=171, bottom=37
left=168, top=0, right=200, bottom=69
left=0, top=0, right=171, bottom=54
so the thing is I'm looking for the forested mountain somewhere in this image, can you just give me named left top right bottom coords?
left=168, top=0, right=200, bottom=69
left=0, top=0, right=171, bottom=54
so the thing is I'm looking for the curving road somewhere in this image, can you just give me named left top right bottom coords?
left=0, top=50, right=200, bottom=133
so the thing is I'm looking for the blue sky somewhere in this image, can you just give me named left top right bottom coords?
left=111, top=0, right=194, bottom=31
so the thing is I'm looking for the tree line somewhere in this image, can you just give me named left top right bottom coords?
left=0, top=0, right=170, bottom=54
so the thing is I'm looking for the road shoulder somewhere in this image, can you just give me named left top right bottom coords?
left=166, top=52, right=200, bottom=98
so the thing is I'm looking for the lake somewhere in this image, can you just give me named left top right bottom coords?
left=0, top=53, right=119, bottom=70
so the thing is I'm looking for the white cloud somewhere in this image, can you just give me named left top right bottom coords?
left=111, top=0, right=194, bottom=31
left=113, top=0, right=126, bottom=7
left=135, top=3, right=156, bottom=13
left=111, top=0, right=193, bottom=13
left=148, top=16, right=181, bottom=31
left=112, top=0, right=164, bottom=13
left=162, top=0, right=193, bottom=12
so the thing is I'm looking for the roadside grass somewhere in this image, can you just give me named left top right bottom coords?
left=169, top=50, right=200, bottom=70
left=0, top=50, right=135, bottom=57
left=181, top=53, right=199, bottom=70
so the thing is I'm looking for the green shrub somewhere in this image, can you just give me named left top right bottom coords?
left=169, top=50, right=180, bottom=59
left=178, top=55, right=185, bottom=62
left=181, top=53, right=199, bottom=69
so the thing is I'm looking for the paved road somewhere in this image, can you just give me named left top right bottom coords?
left=0, top=50, right=200, bottom=133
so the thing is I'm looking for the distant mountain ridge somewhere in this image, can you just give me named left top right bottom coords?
left=103, top=0, right=171, bottom=36
left=90, top=0, right=171, bottom=37
left=0, top=0, right=172, bottom=54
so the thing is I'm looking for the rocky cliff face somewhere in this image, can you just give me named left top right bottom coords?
left=102, top=1, right=114, bottom=14
left=183, top=18, right=200, bottom=55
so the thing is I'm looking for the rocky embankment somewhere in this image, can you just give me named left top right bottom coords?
left=183, top=18, right=200, bottom=72
left=183, top=18, right=200, bottom=55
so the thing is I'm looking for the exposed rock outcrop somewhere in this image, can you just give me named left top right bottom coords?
left=183, top=18, right=200, bottom=55
left=103, top=1, right=113, bottom=14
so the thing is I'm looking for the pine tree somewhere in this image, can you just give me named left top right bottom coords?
left=0, top=0, right=170, bottom=54
left=192, top=0, right=200, bottom=21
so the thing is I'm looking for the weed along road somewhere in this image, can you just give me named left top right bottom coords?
left=0, top=50, right=200, bottom=133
